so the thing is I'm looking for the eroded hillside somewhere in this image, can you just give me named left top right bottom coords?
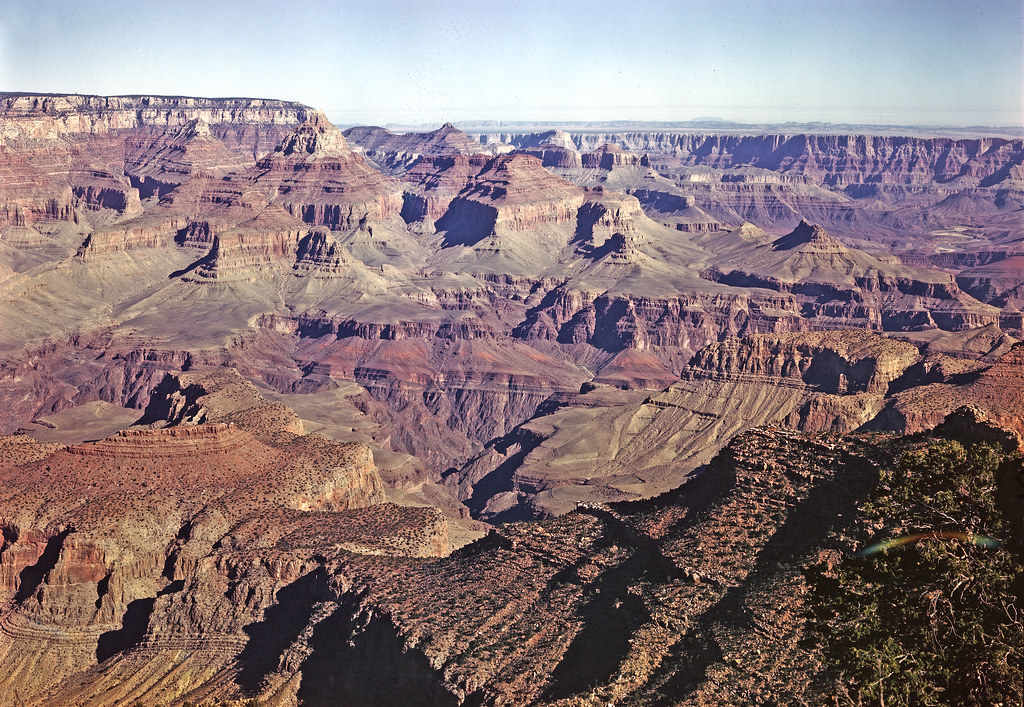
left=1, top=94, right=1022, bottom=705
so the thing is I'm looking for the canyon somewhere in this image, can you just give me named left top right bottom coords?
left=0, top=93, right=1021, bottom=705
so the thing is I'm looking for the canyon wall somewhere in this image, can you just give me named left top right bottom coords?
left=474, top=131, right=1024, bottom=186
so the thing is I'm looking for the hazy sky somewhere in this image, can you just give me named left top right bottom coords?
left=1, top=0, right=1021, bottom=127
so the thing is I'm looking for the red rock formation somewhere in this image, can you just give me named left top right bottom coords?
left=519, top=144, right=582, bottom=168
left=581, top=143, right=649, bottom=169
left=344, top=122, right=491, bottom=173
left=956, top=255, right=1024, bottom=312
left=293, top=226, right=359, bottom=275
left=0, top=94, right=312, bottom=246
left=575, top=187, right=646, bottom=251
left=0, top=93, right=309, bottom=154
left=450, top=330, right=925, bottom=519
left=0, top=370, right=457, bottom=703
left=401, top=153, right=492, bottom=222
left=252, top=111, right=404, bottom=231
left=531, top=132, right=1024, bottom=186
left=871, top=341, right=1024, bottom=440
left=686, top=330, right=921, bottom=394
left=432, top=153, right=586, bottom=244
left=186, top=208, right=309, bottom=280
left=123, top=118, right=253, bottom=198
left=703, top=220, right=1001, bottom=332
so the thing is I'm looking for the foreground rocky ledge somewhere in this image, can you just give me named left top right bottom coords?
left=2, top=405, right=1018, bottom=705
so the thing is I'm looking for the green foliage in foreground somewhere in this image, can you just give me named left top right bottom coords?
left=806, top=439, right=1023, bottom=706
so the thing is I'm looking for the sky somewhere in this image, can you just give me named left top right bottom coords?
left=1, top=0, right=1021, bottom=127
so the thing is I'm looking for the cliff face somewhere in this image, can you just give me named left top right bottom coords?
left=685, top=330, right=921, bottom=394
left=869, top=341, right=1024, bottom=441
left=0, top=93, right=310, bottom=151
left=454, top=154, right=585, bottom=234
left=581, top=143, right=649, bottom=169
left=0, top=370, right=476, bottom=705
left=122, top=118, right=254, bottom=198
left=70, top=112, right=405, bottom=277
left=0, top=94, right=312, bottom=242
left=2, top=96, right=1023, bottom=704
left=401, top=154, right=493, bottom=222
left=519, top=144, right=582, bottom=168
left=253, top=112, right=405, bottom=230
left=1, top=93, right=1018, bottom=497
left=480, top=131, right=1024, bottom=186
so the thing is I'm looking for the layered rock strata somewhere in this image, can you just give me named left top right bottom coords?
left=0, top=370, right=479, bottom=705
left=0, top=93, right=309, bottom=153
left=10, top=415, right=1009, bottom=705
left=447, top=330, right=924, bottom=519
left=478, top=131, right=1024, bottom=186
left=702, top=220, right=1000, bottom=331
left=344, top=122, right=494, bottom=173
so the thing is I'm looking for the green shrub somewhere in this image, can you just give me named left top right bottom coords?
left=806, top=440, right=1023, bottom=706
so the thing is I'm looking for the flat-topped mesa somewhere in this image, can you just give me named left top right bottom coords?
left=186, top=207, right=308, bottom=281
left=581, top=143, right=649, bottom=170
left=569, top=190, right=653, bottom=268
left=581, top=185, right=643, bottom=235
left=76, top=215, right=190, bottom=257
left=685, top=330, right=922, bottom=394
left=518, top=143, right=582, bottom=168
left=473, top=128, right=578, bottom=151
left=66, top=422, right=248, bottom=458
left=69, top=166, right=143, bottom=216
left=400, top=153, right=493, bottom=222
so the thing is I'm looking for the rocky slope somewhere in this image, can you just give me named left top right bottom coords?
left=869, top=340, right=1024, bottom=440
left=0, top=369, right=475, bottom=705
left=446, top=330, right=923, bottom=519
left=9, top=408, right=1016, bottom=705
left=446, top=326, right=1024, bottom=520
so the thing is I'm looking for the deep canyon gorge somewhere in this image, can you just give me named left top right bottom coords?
left=0, top=93, right=1021, bottom=706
